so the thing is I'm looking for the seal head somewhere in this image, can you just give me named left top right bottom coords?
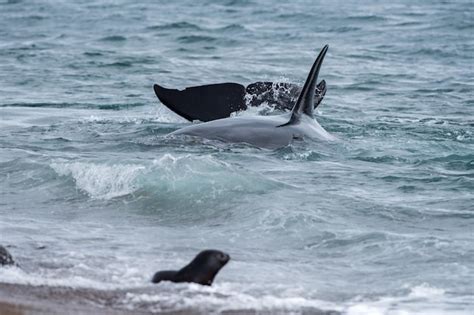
left=152, top=250, right=230, bottom=286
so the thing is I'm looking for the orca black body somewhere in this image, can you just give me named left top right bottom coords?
left=154, top=80, right=326, bottom=122
left=169, top=45, right=335, bottom=149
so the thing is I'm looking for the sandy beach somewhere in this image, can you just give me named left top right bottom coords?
left=0, top=283, right=151, bottom=315
left=0, top=283, right=339, bottom=315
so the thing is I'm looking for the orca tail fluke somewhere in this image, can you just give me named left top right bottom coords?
left=279, top=45, right=329, bottom=127
left=154, top=83, right=246, bottom=122
left=153, top=80, right=327, bottom=122
left=314, top=79, right=326, bottom=109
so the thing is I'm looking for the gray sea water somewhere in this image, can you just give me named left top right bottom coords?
left=0, top=0, right=473, bottom=314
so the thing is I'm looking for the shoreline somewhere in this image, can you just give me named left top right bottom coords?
left=0, top=282, right=339, bottom=315
left=0, top=283, right=199, bottom=315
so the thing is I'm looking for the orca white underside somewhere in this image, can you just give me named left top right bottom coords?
left=168, top=45, right=334, bottom=150
left=170, top=114, right=335, bottom=149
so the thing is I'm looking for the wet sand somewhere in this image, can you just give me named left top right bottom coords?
left=0, top=283, right=152, bottom=315
left=0, top=283, right=339, bottom=315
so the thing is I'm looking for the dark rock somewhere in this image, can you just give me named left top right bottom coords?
left=0, top=245, right=14, bottom=266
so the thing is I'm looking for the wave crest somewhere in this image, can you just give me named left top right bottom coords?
left=51, top=161, right=146, bottom=199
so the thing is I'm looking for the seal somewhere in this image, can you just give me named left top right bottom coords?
left=152, top=250, right=230, bottom=286
left=169, top=45, right=335, bottom=149
left=0, top=245, right=14, bottom=266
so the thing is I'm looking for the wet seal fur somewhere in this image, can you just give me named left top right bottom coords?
left=152, top=250, right=230, bottom=286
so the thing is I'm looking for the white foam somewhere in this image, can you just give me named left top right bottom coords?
left=344, top=283, right=469, bottom=315
left=231, top=102, right=276, bottom=118
left=0, top=265, right=339, bottom=313
left=122, top=282, right=340, bottom=313
left=0, top=266, right=469, bottom=315
left=151, top=104, right=188, bottom=123
left=408, top=283, right=445, bottom=298
left=0, top=266, right=120, bottom=290
left=51, top=161, right=146, bottom=199
left=346, top=304, right=385, bottom=315
left=152, top=153, right=232, bottom=170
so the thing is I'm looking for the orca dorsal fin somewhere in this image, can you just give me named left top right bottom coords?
left=280, top=45, right=328, bottom=126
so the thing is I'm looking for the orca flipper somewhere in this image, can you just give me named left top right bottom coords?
left=153, top=80, right=327, bottom=122
left=154, top=83, right=246, bottom=122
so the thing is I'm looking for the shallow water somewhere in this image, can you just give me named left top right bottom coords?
left=0, top=0, right=473, bottom=314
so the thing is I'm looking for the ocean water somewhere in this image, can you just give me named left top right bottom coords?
left=0, top=0, right=473, bottom=314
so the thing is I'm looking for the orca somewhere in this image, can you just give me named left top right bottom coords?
left=168, top=45, right=335, bottom=149
left=153, top=80, right=326, bottom=122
